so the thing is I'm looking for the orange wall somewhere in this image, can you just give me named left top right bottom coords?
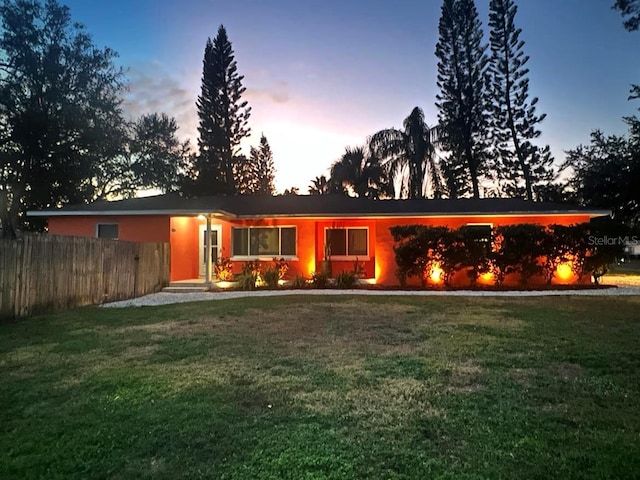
left=222, top=218, right=317, bottom=278
left=48, top=215, right=170, bottom=242
left=48, top=213, right=598, bottom=286
left=375, top=214, right=596, bottom=286
left=169, top=217, right=200, bottom=281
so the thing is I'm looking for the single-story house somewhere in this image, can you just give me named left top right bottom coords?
left=29, top=194, right=609, bottom=286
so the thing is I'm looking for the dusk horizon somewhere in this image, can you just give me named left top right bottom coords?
left=60, top=0, right=638, bottom=193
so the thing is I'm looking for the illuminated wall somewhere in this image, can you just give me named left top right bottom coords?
left=47, top=212, right=599, bottom=286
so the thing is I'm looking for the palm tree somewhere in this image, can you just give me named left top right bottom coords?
left=308, top=175, right=331, bottom=195
left=369, top=107, right=444, bottom=199
left=329, top=146, right=392, bottom=199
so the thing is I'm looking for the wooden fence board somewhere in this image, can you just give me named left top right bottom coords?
left=0, top=234, right=170, bottom=320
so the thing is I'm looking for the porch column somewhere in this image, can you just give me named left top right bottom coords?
left=205, top=215, right=212, bottom=285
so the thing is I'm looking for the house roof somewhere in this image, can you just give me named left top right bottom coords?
left=28, top=194, right=610, bottom=219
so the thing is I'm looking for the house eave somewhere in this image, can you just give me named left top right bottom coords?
left=26, top=209, right=237, bottom=218
left=233, top=210, right=612, bottom=219
left=29, top=209, right=611, bottom=219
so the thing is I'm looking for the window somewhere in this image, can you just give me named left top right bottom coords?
left=462, top=224, right=492, bottom=254
left=232, top=227, right=296, bottom=257
left=97, top=223, right=119, bottom=239
left=325, top=228, right=368, bottom=257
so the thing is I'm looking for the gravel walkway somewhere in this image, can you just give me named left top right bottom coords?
left=102, top=285, right=640, bottom=308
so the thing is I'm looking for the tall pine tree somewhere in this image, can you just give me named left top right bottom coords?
left=435, top=0, right=490, bottom=199
left=488, top=0, right=553, bottom=201
left=192, top=25, right=250, bottom=196
left=235, top=134, right=276, bottom=195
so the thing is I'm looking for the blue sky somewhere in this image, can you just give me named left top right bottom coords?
left=62, top=0, right=639, bottom=193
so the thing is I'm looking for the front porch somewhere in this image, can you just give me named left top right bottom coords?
left=162, top=278, right=208, bottom=293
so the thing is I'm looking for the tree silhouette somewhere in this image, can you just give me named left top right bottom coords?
left=563, top=129, right=640, bottom=227
left=308, top=175, right=331, bottom=195
left=488, top=0, right=554, bottom=201
left=0, top=0, right=126, bottom=237
left=435, top=0, right=490, bottom=199
left=369, top=107, right=443, bottom=199
left=191, top=25, right=251, bottom=196
left=130, top=113, right=191, bottom=194
left=614, top=0, right=640, bottom=31
left=329, top=146, right=391, bottom=199
left=235, top=134, right=276, bottom=195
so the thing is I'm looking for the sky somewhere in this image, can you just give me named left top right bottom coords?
left=61, top=0, right=639, bottom=194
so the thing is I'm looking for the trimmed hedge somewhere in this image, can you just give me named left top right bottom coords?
left=391, top=219, right=627, bottom=287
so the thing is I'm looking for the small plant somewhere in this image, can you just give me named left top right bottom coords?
left=352, top=258, right=365, bottom=278
left=213, top=256, right=234, bottom=281
left=238, top=260, right=260, bottom=291
left=311, top=271, right=330, bottom=289
left=291, top=275, right=308, bottom=289
left=273, top=257, right=289, bottom=280
left=335, top=270, right=357, bottom=289
left=261, top=258, right=290, bottom=289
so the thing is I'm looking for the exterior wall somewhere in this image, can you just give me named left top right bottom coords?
left=222, top=218, right=317, bottom=278
left=375, top=213, right=596, bottom=287
left=48, top=212, right=598, bottom=286
left=48, top=215, right=171, bottom=243
left=169, top=217, right=200, bottom=281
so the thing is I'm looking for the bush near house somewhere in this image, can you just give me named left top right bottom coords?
left=391, top=221, right=628, bottom=287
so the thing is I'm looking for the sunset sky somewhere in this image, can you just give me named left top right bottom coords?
left=62, top=0, right=638, bottom=193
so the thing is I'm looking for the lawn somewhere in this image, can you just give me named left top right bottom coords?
left=1, top=296, right=639, bottom=480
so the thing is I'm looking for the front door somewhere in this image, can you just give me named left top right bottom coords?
left=199, top=224, right=222, bottom=278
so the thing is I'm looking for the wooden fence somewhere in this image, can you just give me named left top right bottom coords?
left=0, top=234, right=170, bottom=320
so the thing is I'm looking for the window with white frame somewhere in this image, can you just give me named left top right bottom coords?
left=97, top=223, right=119, bottom=239
left=232, top=226, right=296, bottom=257
left=325, top=227, right=368, bottom=257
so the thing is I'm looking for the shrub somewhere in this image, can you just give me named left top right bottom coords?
left=493, top=224, right=546, bottom=285
left=391, top=225, right=447, bottom=286
left=291, top=275, right=308, bottom=289
left=260, top=258, right=290, bottom=289
left=238, top=260, right=260, bottom=291
left=541, top=224, right=588, bottom=283
left=311, top=271, right=330, bottom=289
left=213, top=256, right=234, bottom=281
left=459, top=225, right=493, bottom=285
left=261, top=267, right=280, bottom=289
left=335, top=270, right=358, bottom=289
left=583, top=218, right=629, bottom=284
left=391, top=221, right=601, bottom=288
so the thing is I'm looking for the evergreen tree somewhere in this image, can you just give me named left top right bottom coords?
left=435, top=0, right=490, bottom=199
left=234, top=134, right=275, bottom=195
left=192, top=25, right=250, bottom=196
left=488, top=0, right=554, bottom=201
left=251, top=134, right=276, bottom=195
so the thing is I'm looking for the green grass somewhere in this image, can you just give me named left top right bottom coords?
left=1, top=296, right=640, bottom=479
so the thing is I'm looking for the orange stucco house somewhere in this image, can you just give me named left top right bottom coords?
left=30, top=194, right=609, bottom=286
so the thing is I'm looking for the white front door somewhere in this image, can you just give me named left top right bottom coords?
left=199, top=224, right=222, bottom=278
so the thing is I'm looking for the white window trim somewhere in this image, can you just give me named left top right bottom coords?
left=466, top=222, right=493, bottom=228
left=230, top=225, right=297, bottom=259
left=96, top=223, right=119, bottom=239
left=324, top=226, right=370, bottom=260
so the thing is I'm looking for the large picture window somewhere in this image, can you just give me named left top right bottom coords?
left=232, top=227, right=296, bottom=257
left=325, top=228, right=368, bottom=257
